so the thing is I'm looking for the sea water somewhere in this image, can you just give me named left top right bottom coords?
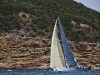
left=0, top=70, right=100, bottom=75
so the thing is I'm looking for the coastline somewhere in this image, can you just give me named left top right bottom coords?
left=0, top=65, right=100, bottom=71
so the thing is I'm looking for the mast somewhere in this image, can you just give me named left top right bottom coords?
left=50, top=20, right=66, bottom=68
left=57, top=17, right=79, bottom=68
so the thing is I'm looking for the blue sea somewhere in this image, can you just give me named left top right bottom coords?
left=0, top=70, right=100, bottom=75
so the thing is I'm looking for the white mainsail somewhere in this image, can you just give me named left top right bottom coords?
left=50, top=20, right=66, bottom=68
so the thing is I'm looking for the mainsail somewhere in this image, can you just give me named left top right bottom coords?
left=50, top=20, right=66, bottom=68
left=57, top=17, right=79, bottom=68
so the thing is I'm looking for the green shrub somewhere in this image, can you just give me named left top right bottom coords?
left=37, top=30, right=45, bottom=36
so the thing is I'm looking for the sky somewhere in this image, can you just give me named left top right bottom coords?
left=74, top=0, right=100, bottom=12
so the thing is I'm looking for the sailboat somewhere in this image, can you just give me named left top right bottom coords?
left=50, top=17, right=88, bottom=71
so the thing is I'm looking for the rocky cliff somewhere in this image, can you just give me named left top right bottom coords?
left=0, top=30, right=100, bottom=70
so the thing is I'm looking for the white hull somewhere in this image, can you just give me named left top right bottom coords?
left=54, top=67, right=88, bottom=72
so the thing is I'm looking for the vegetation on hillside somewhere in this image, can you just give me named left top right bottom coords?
left=0, top=0, right=100, bottom=42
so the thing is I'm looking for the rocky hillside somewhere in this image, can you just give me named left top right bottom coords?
left=0, top=0, right=100, bottom=70
left=0, top=29, right=100, bottom=70
left=0, top=30, right=51, bottom=70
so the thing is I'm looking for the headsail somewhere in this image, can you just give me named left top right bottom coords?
left=50, top=20, right=66, bottom=68
left=57, top=17, right=79, bottom=67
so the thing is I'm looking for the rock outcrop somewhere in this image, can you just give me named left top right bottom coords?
left=0, top=30, right=100, bottom=70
